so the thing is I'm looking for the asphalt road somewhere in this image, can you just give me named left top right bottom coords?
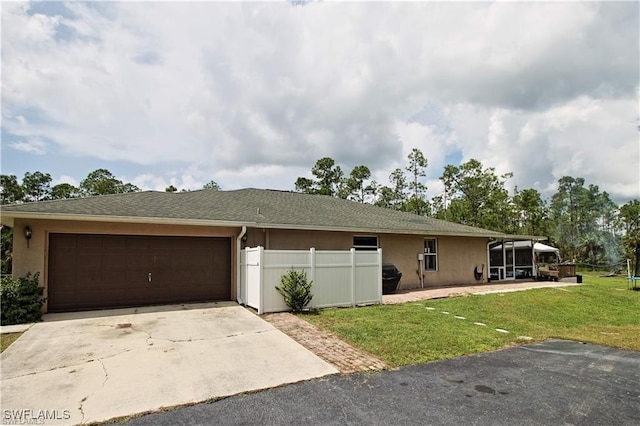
left=122, top=340, right=640, bottom=425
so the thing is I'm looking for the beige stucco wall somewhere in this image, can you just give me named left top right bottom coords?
left=246, top=228, right=353, bottom=250
left=244, top=227, right=489, bottom=289
left=424, top=236, right=489, bottom=288
left=374, top=234, right=488, bottom=289
left=10, top=218, right=490, bottom=313
left=11, top=218, right=241, bottom=312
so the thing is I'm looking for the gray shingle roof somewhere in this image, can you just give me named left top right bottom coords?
left=1, top=188, right=504, bottom=237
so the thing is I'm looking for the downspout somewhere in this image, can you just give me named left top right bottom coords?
left=418, top=254, right=424, bottom=288
left=532, top=240, right=537, bottom=279
left=487, top=240, right=493, bottom=282
left=236, top=226, right=247, bottom=305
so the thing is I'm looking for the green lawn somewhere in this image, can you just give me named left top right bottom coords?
left=1, top=332, right=23, bottom=353
left=301, top=273, right=640, bottom=367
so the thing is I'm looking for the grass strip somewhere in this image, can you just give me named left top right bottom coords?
left=301, top=274, right=639, bottom=367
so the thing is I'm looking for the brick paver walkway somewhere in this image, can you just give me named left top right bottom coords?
left=263, top=312, right=387, bottom=374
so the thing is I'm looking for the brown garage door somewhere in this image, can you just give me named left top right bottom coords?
left=48, top=234, right=231, bottom=312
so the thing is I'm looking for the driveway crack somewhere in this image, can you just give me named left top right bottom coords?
left=79, top=396, right=86, bottom=424
left=77, top=358, right=109, bottom=424
left=5, top=349, right=130, bottom=380
left=97, top=358, right=109, bottom=387
left=145, top=328, right=274, bottom=343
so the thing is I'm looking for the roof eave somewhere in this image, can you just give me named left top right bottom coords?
left=0, top=211, right=252, bottom=229
left=255, top=222, right=501, bottom=238
left=1, top=211, right=510, bottom=239
left=490, top=234, right=548, bottom=241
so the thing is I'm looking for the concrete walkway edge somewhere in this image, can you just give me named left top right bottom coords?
left=0, top=323, right=35, bottom=334
left=383, top=279, right=581, bottom=304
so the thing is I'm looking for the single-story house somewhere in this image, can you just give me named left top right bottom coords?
left=1, top=188, right=540, bottom=313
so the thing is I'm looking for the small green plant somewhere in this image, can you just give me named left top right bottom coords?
left=1, top=272, right=45, bottom=325
left=276, top=269, right=313, bottom=312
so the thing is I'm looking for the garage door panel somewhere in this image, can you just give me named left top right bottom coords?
left=214, top=261, right=231, bottom=272
left=102, top=237, right=127, bottom=250
left=76, top=235, right=103, bottom=250
left=76, top=288, right=108, bottom=304
left=152, top=253, right=172, bottom=267
left=126, top=236, right=150, bottom=250
left=50, top=247, right=77, bottom=266
left=51, top=290, right=76, bottom=307
left=51, top=235, right=76, bottom=249
left=48, top=234, right=231, bottom=312
left=171, top=254, right=192, bottom=268
left=76, top=271, right=102, bottom=284
left=77, top=252, right=102, bottom=270
left=102, top=270, right=124, bottom=284
left=149, top=237, right=173, bottom=250
left=124, top=287, right=148, bottom=301
left=102, top=252, right=127, bottom=270
left=171, top=285, right=212, bottom=301
left=211, top=286, right=230, bottom=300
left=127, top=252, right=150, bottom=268
left=50, top=247, right=75, bottom=259
left=190, top=253, right=212, bottom=267
left=52, top=273, right=76, bottom=290
left=125, top=269, right=149, bottom=285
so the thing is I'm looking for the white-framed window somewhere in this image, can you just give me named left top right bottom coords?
left=353, top=235, right=378, bottom=251
left=424, top=238, right=437, bottom=271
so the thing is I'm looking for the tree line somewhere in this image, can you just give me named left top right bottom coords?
left=1, top=161, right=638, bottom=275
left=0, top=168, right=222, bottom=203
left=0, top=169, right=220, bottom=274
left=294, top=150, right=640, bottom=274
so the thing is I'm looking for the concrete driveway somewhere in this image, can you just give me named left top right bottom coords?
left=0, top=302, right=338, bottom=425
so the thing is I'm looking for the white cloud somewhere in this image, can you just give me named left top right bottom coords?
left=55, top=175, right=78, bottom=186
left=2, top=1, right=638, bottom=203
left=442, top=97, right=639, bottom=200
left=9, top=139, right=46, bottom=155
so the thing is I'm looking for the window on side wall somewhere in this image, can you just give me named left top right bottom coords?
left=424, top=238, right=437, bottom=271
left=353, top=236, right=378, bottom=251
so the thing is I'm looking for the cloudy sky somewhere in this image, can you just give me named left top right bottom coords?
left=2, top=1, right=638, bottom=203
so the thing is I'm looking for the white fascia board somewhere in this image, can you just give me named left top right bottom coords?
left=2, top=211, right=506, bottom=239
left=256, top=223, right=501, bottom=238
left=492, top=234, right=548, bottom=241
left=0, top=211, right=254, bottom=229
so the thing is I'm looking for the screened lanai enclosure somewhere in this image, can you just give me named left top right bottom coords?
left=488, top=240, right=572, bottom=282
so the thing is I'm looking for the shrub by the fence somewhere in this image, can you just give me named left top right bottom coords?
left=276, top=269, right=313, bottom=313
left=1, top=272, right=45, bottom=325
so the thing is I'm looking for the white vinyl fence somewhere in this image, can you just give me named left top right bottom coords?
left=239, top=247, right=382, bottom=314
